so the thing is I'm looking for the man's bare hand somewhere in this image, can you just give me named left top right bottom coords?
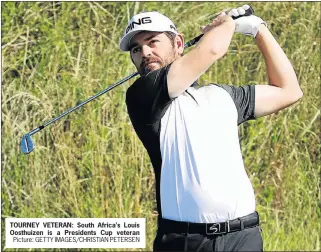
left=200, top=12, right=234, bottom=34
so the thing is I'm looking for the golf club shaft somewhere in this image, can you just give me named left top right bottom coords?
left=27, top=6, right=254, bottom=136
left=27, top=34, right=201, bottom=136
left=28, top=71, right=139, bottom=136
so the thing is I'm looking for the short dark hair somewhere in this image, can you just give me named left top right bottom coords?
left=164, top=31, right=184, bottom=56
left=164, top=31, right=177, bottom=47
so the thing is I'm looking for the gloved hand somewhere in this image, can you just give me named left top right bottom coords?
left=228, top=5, right=267, bottom=37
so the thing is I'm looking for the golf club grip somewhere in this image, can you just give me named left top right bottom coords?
left=184, top=6, right=254, bottom=48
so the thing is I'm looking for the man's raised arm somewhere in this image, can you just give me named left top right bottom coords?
left=225, top=5, right=303, bottom=118
left=254, top=25, right=303, bottom=117
left=167, top=13, right=235, bottom=98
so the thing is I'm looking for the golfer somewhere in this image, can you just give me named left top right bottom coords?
left=120, top=5, right=302, bottom=251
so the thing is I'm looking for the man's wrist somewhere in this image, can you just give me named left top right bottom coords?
left=255, top=23, right=269, bottom=39
left=214, top=13, right=234, bottom=28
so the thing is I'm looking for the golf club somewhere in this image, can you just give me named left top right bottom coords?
left=21, top=6, right=254, bottom=154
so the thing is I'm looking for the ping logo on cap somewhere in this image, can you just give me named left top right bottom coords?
left=170, top=25, right=177, bottom=31
left=125, top=17, right=152, bottom=34
left=120, top=11, right=179, bottom=51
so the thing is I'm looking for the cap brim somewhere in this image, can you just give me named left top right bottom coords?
left=120, top=30, right=142, bottom=51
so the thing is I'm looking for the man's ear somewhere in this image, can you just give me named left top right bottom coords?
left=175, top=34, right=184, bottom=54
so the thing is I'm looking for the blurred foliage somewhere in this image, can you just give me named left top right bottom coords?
left=1, top=2, right=320, bottom=251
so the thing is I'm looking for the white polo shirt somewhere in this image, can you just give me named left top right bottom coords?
left=126, top=64, right=256, bottom=223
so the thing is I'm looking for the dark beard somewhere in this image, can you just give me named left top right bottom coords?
left=139, top=50, right=176, bottom=75
left=139, top=57, right=163, bottom=75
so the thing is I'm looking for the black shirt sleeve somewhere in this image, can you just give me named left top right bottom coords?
left=125, top=66, right=173, bottom=218
left=126, top=64, right=173, bottom=125
left=214, top=84, right=256, bottom=125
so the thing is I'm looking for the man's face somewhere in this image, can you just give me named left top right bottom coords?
left=129, top=31, right=180, bottom=75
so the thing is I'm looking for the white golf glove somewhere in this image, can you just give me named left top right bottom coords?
left=228, top=5, right=267, bottom=37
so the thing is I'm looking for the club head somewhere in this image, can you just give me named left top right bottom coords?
left=21, top=134, right=34, bottom=154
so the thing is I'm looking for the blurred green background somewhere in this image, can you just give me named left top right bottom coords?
left=1, top=2, right=320, bottom=251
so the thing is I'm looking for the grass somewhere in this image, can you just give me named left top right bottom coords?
left=1, top=2, right=320, bottom=251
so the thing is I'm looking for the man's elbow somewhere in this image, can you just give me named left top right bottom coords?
left=296, top=88, right=304, bottom=101
left=210, top=45, right=228, bottom=59
left=287, top=84, right=303, bottom=104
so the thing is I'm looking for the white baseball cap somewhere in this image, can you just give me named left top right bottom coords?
left=119, top=11, right=179, bottom=51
